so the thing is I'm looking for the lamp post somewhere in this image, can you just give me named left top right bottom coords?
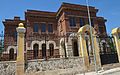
left=85, top=0, right=98, bottom=73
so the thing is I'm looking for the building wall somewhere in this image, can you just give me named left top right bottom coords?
left=1, top=3, right=107, bottom=61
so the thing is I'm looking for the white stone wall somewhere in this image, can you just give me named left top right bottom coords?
left=0, top=57, right=84, bottom=75
left=0, top=61, right=16, bottom=75
left=26, top=57, right=84, bottom=74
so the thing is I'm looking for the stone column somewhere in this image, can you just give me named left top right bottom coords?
left=93, top=35, right=101, bottom=69
left=112, top=27, right=120, bottom=62
left=59, top=38, right=65, bottom=58
left=65, top=42, right=73, bottom=57
left=77, top=25, right=101, bottom=70
left=79, top=33, right=90, bottom=68
left=16, top=23, right=26, bottom=75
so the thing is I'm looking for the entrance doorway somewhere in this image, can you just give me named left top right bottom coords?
left=72, top=39, right=79, bottom=56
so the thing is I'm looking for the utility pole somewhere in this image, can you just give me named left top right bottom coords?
left=85, top=0, right=98, bottom=73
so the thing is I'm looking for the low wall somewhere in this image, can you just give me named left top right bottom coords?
left=0, top=57, right=84, bottom=75
left=26, top=57, right=84, bottom=75
left=0, top=61, right=16, bottom=75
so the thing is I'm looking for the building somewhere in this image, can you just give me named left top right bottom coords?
left=1, top=2, right=107, bottom=61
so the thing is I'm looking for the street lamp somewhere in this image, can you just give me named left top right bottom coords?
left=85, top=0, right=98, bottom=73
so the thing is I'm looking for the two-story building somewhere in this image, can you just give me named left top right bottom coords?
left=1, top=2, right=107, bottom=61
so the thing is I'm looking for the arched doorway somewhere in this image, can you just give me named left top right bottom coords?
left=9, top=48, right=14, bottom=60
left=33, top=44, right=39, bottom=59
left=42, top=43, right=46, bottom=58
left=49, top=43, right=54, bottom=57
left=72, top=39, right=79, bottom=56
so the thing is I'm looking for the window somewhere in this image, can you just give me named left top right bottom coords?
left=33, top=23, right=39, bottom=32
left=69, top=17, right=76, bottom=27
left=41, top=23, right=46, bottom=32
left=48, top=24, right=53, bottom=32
left=80, top=18, right=85, bottom=27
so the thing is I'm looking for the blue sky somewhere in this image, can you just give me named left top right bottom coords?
left=0, top=0, right=120, bottom=35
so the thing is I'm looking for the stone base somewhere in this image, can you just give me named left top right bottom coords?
left=26, top=67, right=84, bottom=75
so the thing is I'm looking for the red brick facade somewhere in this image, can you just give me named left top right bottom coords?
left=1, top=2, right=107, bottom=61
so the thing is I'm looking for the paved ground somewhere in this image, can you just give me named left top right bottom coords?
left=106, top=71, right=120, bottom=75
left=76, top=67, right=120, bottom=75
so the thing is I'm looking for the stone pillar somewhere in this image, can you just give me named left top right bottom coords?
left=93, top=35, right=101, bottom=69
left=16, top=23, right=26, bottom=75
left=59, top=38, right=65, bottom=58
left=79, top=33, right=90, bottom=68
left=112, top=27, right=120, bottom=62
left=78, top=25, right=101, bottom=70
left=65, top=42, right=73, bottom=57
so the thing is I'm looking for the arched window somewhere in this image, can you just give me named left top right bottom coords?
left=33, top=44, right=39, bottom=59
left=49, top=43, right=54, bottom=57
left=42, top=43, right=46, bottom=58
left=9, top=48, right=14, bottom=60
left=72, top=39, right=79, bottom=56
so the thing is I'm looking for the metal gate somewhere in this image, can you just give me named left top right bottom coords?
left=97, top=36, right=119, bottom=65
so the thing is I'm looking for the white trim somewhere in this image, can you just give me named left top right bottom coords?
left=3, top=46, right=16, bottom=54
left=31, top=40, right=40, bottom=50
left=100, top=40, right=107, bottom=45
left=30, top=40, right=59, bottom=50
left=101, top=40, right=106, bottom=43
left=26, top=42, right=31, bottom=50
left=39, top=40, right=47, bottom=49
left=69, top=33, right=77, bottom=37
left=47, top=40, right=57, bottom=49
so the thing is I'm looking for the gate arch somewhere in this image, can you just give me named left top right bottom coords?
left=112, top=27, right=120, bottom=62
left=78, top=25, right=101, bottom=68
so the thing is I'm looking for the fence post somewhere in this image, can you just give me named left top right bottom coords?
left=112, top=27, right=120, bottom=62
left=16, top=23, right=26, bottom=75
